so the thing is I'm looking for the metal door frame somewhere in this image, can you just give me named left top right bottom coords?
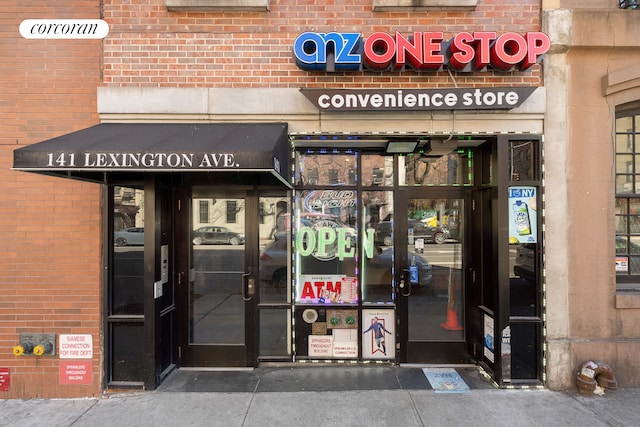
left=395, top=187, right=470, bottom=364
left=177, top=186, right=259, bottom=367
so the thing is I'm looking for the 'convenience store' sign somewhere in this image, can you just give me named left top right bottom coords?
left=300, top=87, right=536, bottom=111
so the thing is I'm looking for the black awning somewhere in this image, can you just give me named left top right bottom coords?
left=13, top=123, right=291, bottom=186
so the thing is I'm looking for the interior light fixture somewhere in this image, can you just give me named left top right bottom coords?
left=385, top=140, right=419, bottom=154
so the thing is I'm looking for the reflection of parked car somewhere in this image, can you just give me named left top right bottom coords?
left=365, top=247, right=433, bottom=287
left=114, top=227, right=144, bottom=246
left=513, top=244, right=535, bottom=282
left=374, top=221, right=395, bottom=246
left=374, top=219, right=448, bottom=246
left=259, top=232, right=432, bottom=288
left=192, top=226, right=245, bottom=245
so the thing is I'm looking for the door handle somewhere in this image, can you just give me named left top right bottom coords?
left=399, top=271, right=411, bottom=297
left=242, top=270, right=254, bottom=301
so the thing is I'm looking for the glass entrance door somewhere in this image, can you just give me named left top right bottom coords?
left=183, top=190, right=256, bottom=366
left=397, top=194, right=468, bottom=363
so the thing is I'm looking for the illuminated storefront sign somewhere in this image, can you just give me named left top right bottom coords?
left=293, top=31, right=551, bottom=72
left=300, top=87, right=536, bottom=111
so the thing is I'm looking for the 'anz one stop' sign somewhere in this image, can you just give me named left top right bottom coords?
left=293, top=31, right=551, bottom=72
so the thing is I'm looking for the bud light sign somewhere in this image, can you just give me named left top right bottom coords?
left=293, top=31, right=550, bottom=73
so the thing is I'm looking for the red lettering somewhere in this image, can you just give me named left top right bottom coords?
left=422, top=32, right=444, bottom=69
left=363, top=32, right=395, bottom=70
left=299, top=280, right=343, bottom=300
left=394, top=31, right=422, bottom=69
left=301, top=281, right=315, bottom=299
left=491, top=32, right=527, bottom=71
left=522, top=32, right=551, bottom=70
left=325, top=281, right=342, bottom=295
left=449, top=32, right=475, bottom=70
left=473, top=32, right=496, bottom=69
left=314, top=281, right=325, bottom=296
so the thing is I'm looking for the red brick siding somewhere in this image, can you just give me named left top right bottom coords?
left=102, top=0, right=544, bottom=88
left=0, top=2, right=102, bottom=398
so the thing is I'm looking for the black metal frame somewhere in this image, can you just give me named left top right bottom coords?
left=395, top=186, right=469, bottom=364
left=495, top=135, right=544, bottom=386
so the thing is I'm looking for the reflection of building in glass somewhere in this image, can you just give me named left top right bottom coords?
left=295, top=152, right=357, bottom=186
left=192, top=196, right=288, bottom=240
left=114, top=186, right=144, bottom=231
left=401, top=153, right=472, bottom=186
left=192, top=198, right=245, bottom=235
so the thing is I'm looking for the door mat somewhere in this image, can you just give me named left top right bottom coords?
left=422, top=368, right=471, bottom=393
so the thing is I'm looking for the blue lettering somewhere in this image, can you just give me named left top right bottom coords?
left=330, top=33, right=362, bottom=71
left=293, top=32, right=327, bottom=70
left=293, top=32, right=362, bottom=71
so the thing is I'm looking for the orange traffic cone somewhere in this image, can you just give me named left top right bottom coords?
left=440, top=308, right=463, bottom=331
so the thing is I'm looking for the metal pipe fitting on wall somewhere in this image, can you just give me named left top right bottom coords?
left=12, top=333, right=56, bottom=356
left=33, top=342, right=54, bottom=356
left=12, top=342, right=34, bottom=356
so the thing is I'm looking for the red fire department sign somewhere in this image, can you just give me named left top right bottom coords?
left=59, top=361, right=92, bottom=385
left=0, top=368, right=10, bottom=392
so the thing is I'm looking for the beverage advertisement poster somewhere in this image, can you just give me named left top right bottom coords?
left=483, top=314, right=494, bottom=363
left=508, top=186, right=537, bottom=244
left=362, top=309, right=395, bottom=360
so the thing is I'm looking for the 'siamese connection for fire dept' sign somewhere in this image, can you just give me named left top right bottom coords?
left=58, top=334, right=93, bottom=359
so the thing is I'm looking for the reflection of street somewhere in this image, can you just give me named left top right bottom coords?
left=421, top=243, right=462, bottom=269
left=409, top=296, right=464, bottom=341
left=408, top=242, right=464, bottom=341
left=193, top=244, right=245, bottom=251
left=192, top=239, right=272, bottom=251
left=191, top=248, right=244, bottom=344
left=114, top=246, right=144, bottom=253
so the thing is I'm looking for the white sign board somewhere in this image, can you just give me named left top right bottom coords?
left=362, top=309, right=395, bottom=360
left=58, top=334, right=93, bottom=359
left=308, top=335, right=333, bottom=357
left=333, top=342, right=358, bottom=358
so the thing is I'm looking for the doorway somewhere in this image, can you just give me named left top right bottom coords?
left=179, top=189, right=256, bottom=366
left=178, top=187, right=292, bottom=367
left=395, top=191, right=468, bottom=363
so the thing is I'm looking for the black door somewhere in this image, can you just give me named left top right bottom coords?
left=180, top=189, right=258, bottom=366
left=396, top=189, right=469, bottom=363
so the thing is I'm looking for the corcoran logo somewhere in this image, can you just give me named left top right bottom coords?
left=19, top=19, right=109, bottom=39
left=293, top=31, right=551, bottom=72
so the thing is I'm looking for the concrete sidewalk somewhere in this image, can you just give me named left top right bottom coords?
left=1, top=367, right=639, bottom=427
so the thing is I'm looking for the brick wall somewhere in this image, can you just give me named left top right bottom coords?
left=102, top=0, right=544, bottom=88
left=0, top=2, right=103, bottom=398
